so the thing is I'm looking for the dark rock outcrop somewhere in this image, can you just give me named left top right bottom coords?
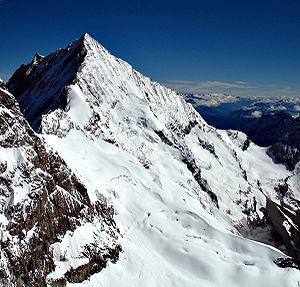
left=265, top=198, right=300, bottom=260
left=274, top=257, right=300, bottom=270
left=267, top=143, right=300, bottom=171
left=154, top=130, right=173, bottom=146
left=182, top=153, right=219, bottom=208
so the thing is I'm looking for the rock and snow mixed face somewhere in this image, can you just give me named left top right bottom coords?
left=0, top=85, right=120, bottom=286
left=5, top=34, right=300, bottom=286
left=7, top=40, right=86, bottom=131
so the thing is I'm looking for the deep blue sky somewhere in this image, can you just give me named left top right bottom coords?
left=0, top=0, right=299, bottom=97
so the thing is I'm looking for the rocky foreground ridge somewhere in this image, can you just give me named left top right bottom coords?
left=0, top=81, right=120, bottom=286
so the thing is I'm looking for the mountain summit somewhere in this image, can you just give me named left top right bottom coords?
left=4, top=34, right=300, bottom=286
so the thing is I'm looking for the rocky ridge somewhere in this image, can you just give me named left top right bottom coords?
left=0, top=84, right=120, bottom=286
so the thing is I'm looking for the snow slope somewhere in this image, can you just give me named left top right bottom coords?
left=7, top=34, right=300, bottom=285
left=45, top=128, right=299, bottom=287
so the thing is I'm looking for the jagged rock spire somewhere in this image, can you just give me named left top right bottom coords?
left=30, top=51, right=43, bottom=66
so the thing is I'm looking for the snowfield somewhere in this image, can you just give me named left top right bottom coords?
left=45, top=128, right=300, bottom=287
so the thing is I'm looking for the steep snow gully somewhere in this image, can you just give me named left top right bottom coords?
left=2, top=34, right=300, bottom=286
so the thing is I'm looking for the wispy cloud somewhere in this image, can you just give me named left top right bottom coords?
left=186, top=93, right=239, bottom=107
left=234, top=81, right=248, bottom=85
left=166, top=80, right=249, bottom=92
left=163, top=80, right=300, bottom=99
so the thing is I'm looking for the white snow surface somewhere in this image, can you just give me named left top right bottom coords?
left=39, top=34, right=300, bottom=286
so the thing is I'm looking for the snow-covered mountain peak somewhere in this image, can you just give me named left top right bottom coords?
left=81, top=32, right=109, bottom=49
left=81, top=32, right=95, bottom=44
left=5, top=34, right=300, bottom=286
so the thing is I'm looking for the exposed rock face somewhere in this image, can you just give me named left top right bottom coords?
left=274, top=257, right=300, bottom=269
left=0, top=86, right=120, bottom=286
left=0, top=78, right=5, bottom=88
left=7, top=37, right=87, bottom=131
left=0, top=83, right=34, bottom=148
left=267, top=143, right=300, bottom=171
left=265, top=199, right=300, bottom=257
